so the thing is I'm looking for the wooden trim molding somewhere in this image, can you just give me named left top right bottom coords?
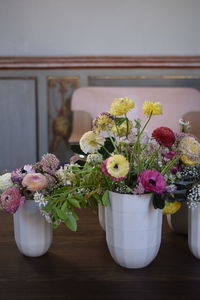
left=0, top=56, right=200, bottom=69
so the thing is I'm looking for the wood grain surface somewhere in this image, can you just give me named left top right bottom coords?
left=0, top=208, right=199, bottom=300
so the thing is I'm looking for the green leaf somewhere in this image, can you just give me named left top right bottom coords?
left=153, top=194, right=165, bottom=209
left=61, top=202, right=68, bottom=211
left=72, top=211, right=79, bottom=221
left=99, top=137, right=114, bottom=159
left=65, top=215, right=77, bottom=231
left=115, top=117, right=126, bottom=126
left=55, top=208, right=67, bottom=220
left=68, top=198, right=81, bottom=209
left=102, top=190, right=109, bottom=206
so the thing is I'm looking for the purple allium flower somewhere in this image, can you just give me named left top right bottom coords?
left=138, top=169, right=166, bottom=194
left=40, top=153, right=60, bottom=174
left=11, top=164, right=35, bottom=183
left=22, top=173, right=48, bottom=192
left=0, top=187, right=25, bottom=213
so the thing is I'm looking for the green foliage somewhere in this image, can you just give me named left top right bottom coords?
left=153, top=194, right=165, bottom=209
left=102, top=190, right=109, bottom=206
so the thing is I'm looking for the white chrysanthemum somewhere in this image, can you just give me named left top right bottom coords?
left=0, top=173, right=13, bottom=191
left=80, top=131, right=105, bottom=154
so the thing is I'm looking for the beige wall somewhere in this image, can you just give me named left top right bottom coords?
left=0, top=0, right=200, bottom=56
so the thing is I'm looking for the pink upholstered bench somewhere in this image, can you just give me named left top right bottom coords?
left=69, top=87, right=200, bottom=142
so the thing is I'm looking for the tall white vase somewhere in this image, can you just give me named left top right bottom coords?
left=98, top=204, right=106, bottom=231
left=188, top=205, right=200, bottom=259
left=105, top=192, right=163, bottom=269
left=167, top=201, right=188, bottom=235
left=13, top=200, right=53, bottom=257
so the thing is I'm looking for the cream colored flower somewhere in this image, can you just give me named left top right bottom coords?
left=80, top=131, right=105, bottom=154
left=179, top=136, right=200, bottom=164
left=142, top=101, right=162, bottom=116
left=110, top=97, right=134, bottom=116
left=0, top=173, right=13, bottom=191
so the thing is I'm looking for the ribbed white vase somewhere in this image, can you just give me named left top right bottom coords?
left=167, top=201, right=188, bottom=235
left=98, top=204, right=106, bottom=231
left=188, top=205, right=200, bottom=259
left=105, top=192, right=163, bottom=269
left=13, top=200, right=53, bottom=257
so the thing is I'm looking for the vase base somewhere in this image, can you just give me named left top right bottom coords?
left=107, top=243, right=160, bottom=269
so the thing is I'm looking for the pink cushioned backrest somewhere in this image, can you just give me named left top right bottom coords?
left=70, top=87, right=200, bottom=141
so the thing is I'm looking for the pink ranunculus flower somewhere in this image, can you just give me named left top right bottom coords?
left=22, top=173, right=48, bottom=192
left=138, top=169, right=166, bottom=194
left=0, top=186, right=25, bottom=213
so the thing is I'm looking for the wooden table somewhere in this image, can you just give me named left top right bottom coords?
left=0, top=209, right=199, bottom=300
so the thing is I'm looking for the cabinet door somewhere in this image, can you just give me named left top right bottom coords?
left=0, top=79, right=37, bottom=172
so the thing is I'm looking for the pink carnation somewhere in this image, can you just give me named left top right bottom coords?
left=138, top=169, right=166, bottom=194
left=22, top=173, right=48, bottom=192
left=0, top=187, right=25, bottom=213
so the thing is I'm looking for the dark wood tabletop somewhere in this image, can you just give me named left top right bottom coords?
left=0, top=208, right=199, bottom=300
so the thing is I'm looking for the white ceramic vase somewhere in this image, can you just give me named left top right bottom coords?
left=105, top=191, right=163, bottom=269
left=98, top=204, right=106, bottom=231
left=13, top=200, right=53, bottom=257
left=188, top=205, right=200, bottom=259
left=167, top=201, right=188, bottom=235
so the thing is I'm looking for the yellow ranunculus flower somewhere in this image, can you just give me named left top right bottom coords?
left=179, top=136, right=200, bottom=164
left=180, top=154, right=198, bottom=166
left=110, top=97, right=134, bottom=116
left=106, top=154, right=129, bottom=179
left=163, top=201, right=181, bottom=215
left=142, top=101, right=162, bottom=116
left=111, top=120, right=133, bottom=137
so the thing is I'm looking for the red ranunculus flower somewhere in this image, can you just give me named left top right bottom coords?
left=152, top=126, right=175, bottom=147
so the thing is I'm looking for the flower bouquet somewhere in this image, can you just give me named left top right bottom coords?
left=0, top=153, right=62, bottom=256
left=30, top=97, right=199, bottom=267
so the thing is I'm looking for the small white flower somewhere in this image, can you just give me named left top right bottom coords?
left=56, top=165, right=74, bottom=186
left=40, top=209, right=52, bottom=223
left=86, top=153, right=103, bottom=164
left=0, top=173, right=13, bottom=191
left=80, top=131, right=105, bottom=154
left=34, top=192, right=48, bottom=208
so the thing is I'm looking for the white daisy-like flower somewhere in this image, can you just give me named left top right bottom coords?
left=79, top=131, right=105, bottom=154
